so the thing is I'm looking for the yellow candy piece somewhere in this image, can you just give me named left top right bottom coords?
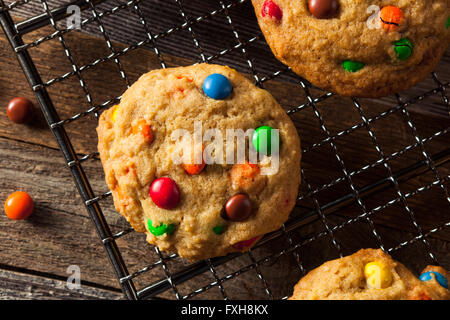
left=111, top=105, right=119, bottom=123
left=364, top=261, right=393, bottom=289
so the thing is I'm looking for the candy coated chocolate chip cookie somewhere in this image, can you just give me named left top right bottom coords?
left=251, top=0, right=450, bottom=97
left=97, top=64, right=301, bottom=261
left=289, top=249, right=450, bottom=300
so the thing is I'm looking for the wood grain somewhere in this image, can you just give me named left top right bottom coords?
left=0, top=2, right=449, bottom=299
left=0, top=269, right=122, bottom=300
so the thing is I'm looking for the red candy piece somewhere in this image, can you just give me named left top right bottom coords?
left=7, top=97, right=34, bottom=124
left=262, top=0, right=282, bottom=20
left=149, top=177, right=180, bottom=209
left=232, top=236, right=261, bottom=251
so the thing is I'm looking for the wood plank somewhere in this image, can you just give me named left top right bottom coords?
left=0, top=269, right=122, bottom=300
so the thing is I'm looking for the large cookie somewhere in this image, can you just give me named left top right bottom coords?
left=97, top=64, right=301, bottom=261
left=289, top=249, right=450, bottom=300
left=251, top=0, right=450, bottom=97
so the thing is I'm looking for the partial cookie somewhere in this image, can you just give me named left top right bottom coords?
left=252, top=0, right=450, bottom=97
left=289, top=248, right=450, bottom=300
left=97, top=64, right=301, bottom=261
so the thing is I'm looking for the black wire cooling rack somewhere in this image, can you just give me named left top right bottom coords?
left=1, top=0, right=449, bottom=300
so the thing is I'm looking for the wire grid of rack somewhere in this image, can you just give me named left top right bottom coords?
left=1, top=0, right=449, bottom=300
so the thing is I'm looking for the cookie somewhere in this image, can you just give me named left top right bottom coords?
left=252, top=0, right=450, bottom=97
left=289, top=248, right=450, bottom=300
left=97, top=64, right=301, bottom=261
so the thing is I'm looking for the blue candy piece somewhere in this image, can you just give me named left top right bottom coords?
left=202, top=73, right=232, bottom=100
left=419, top=271, right=448, bottom=289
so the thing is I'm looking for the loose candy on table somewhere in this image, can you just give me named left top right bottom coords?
left=342, top=60, right=365, bottom=72
left=394, top=38, right=413, bottom=61
left=202, top=73, right=232, bottom=100
left=364, top=261, right=393, bottom=289
left=261, top=0, right=283, bottom=21
left=419, top=271, right=449, bottom=289
left=308, top=0, right=339, bottom=19
left=223, top=193, right=252, bottom=222
left=147, top=219, right=175, bottom=236
left=252, top=126, right=279, bottom=156
left=379, top=6, right=405, bottom=32
left=4, top=191, right=34, bottom=220
left=149, top=177, right=180, bottom=209
left=7, top=97, right=34, bottom=124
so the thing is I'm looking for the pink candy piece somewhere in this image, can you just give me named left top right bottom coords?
left=231, top=236, right=261, bottom=251
left=261, top=0, right=283, bottom=20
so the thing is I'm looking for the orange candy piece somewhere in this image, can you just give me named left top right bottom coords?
left=182, top=145, right=206, bottom=175
left=183, top=162, right=206, bottom=175
left=132, top=119, right=154, bottom=144
left=230, top=162, right=260, bottom=188
left=4, top=191, right=34, bottom=220
left=379, top=6, right=405, bottom=31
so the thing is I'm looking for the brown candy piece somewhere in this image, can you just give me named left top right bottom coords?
left=308, top=0, right=339, bottom=19
left=224, top=194, right=252, bottom=222
left=7, top=97, right=34, bottom=124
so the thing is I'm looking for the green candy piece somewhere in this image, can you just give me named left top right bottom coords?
left=147, top=219, right=175, bottom=236
left=394, top=38, right=413, bottom=61
left=447, top=17, right=450, bottom=29
left=212, top=225, right=226, bottom=235
left=342, top=60, right=364, bottom=73
left=252, top=126, right=279, bottom=156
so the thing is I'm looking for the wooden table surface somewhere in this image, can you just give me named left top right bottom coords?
left=0, top=0, right=449, bottom=300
